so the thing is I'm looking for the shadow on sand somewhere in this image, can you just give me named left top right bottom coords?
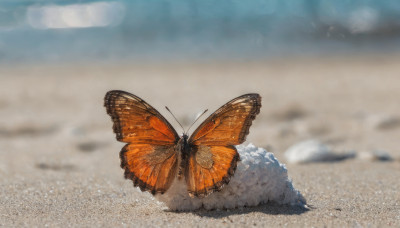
left=166, top=202, right=310, bottom=218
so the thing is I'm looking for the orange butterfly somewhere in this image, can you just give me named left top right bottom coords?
left=104, top=90, right=261, bottom=198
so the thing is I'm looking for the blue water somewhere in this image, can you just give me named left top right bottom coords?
left=1, top=0, right=400, bottom=63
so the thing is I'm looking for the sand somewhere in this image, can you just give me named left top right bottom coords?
left=0, top=56, right=399, bottom=227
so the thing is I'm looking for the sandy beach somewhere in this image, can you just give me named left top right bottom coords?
left=1, top=55, right=399, bottom=227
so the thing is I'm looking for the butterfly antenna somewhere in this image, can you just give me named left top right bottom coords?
left=186, top=109, right=208, bottom=134
left=165, top=106, right=185, bottom=133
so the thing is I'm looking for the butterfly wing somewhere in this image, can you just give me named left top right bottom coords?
left=105, top=90, right=179, bottom=144
left=186, top=94, right=261, bottom=197
left=189, top=93, right=262, bottom=146
left=120, top=144, right=178, bottom=194
left=104, top=90, right=180, bottom=194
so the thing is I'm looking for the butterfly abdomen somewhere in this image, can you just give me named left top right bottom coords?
left=177, top=134, right=189, bottom=179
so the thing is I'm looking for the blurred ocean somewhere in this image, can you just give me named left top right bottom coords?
left=1, top=0, right=400, bottom=63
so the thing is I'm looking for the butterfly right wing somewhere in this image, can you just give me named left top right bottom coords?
left=104, top=90, right=180, bottom=194
left=185, top=145, right=239, bottom=197
left=185, top=94, right=261, bottom=197
left=188, top=93, right=261, bottom=146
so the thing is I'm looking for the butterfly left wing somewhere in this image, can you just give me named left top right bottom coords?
left=120, top=144, right=178, bottom=194
left=104, top=90, right=180, bottom=194
left=104, top=90, right=179, bottom=144
left=185, top=94, right=261, bottom=197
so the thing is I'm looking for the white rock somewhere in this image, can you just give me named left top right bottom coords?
left=155, top=143, right=305, bottom=211
left=284, top=140, right=355, bottom=164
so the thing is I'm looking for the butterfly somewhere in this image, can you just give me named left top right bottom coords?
left=104, top=90, right=261, bottom=198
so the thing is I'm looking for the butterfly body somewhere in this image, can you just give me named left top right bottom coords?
left=105, top=90, right=261, bottom=198
left=176, top=134, right=189, bottom=179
